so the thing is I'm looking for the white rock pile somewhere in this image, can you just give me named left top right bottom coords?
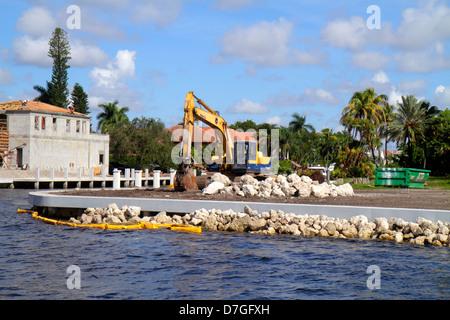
left=72, top=202, right=449, bottom=247
left=69, top=203, right=148, bottom=225
left=202, top=173, right=354, bottom=198
left=179, top=206, right=449, bottom=246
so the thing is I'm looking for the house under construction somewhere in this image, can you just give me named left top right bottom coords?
left=0, top=99, right=109, bottom=172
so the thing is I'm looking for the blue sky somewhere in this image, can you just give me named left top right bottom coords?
left=1, top=0, right=449, bottom=132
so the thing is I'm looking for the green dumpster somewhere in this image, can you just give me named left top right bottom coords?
left=374, top=168, right=431, bottom=188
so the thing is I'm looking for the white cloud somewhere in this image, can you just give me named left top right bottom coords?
left=434, top=85, right=450, bottom=107
left=264, top=88, right=340, bottom=107
left=321, top=0, right=450, bottom=77
left=69, top=39, right=109, bottom=68
left=321, top=16, right=393, bottom=51
left=12, top=35, right=51, bottom=67
left=351, top=51, right=390, bottom=71
left=89, top=49, right=143, bottom=111
left=89, top=50, right=136, bottom=89
left=16, top=7, right=55, bottom=37
left=393, top=2, right=450, bottom=51
left=388, top=87, right=404, bottom=106
left=12, top=6, right=110, bottom=68
left=372, top=70, right=390, bottom=84
left=321, top=16, right=368, bottom=50
left=227, top=98, right=269, bottom=114
left=395, top=43, right=450, bottom=73
left=12, top=34, right=110, bottom=68
left=216, top=17, right=326, bottom=67
left=265, top=115, right=282, bottom=125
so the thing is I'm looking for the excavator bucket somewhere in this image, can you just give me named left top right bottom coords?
left=174, top=164, right=198, bottom=191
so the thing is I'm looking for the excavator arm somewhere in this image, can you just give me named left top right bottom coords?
left=176, top=92, right=233, bottom=190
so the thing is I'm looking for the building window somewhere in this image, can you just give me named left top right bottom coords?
left=41, top=117, right=46, bottom=130
left=82, top=121, right=86, bottom=134
left=34, top=116, right=39, bottom=130
left=66, top=119, right=70, bottom=132
left=76, top=120, right=80, bottom=133
left=53, top=118, right=57, bottom=131
left=99, top=153, right=104, bottom=165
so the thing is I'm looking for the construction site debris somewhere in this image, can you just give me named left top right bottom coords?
left=202, top=173, right=354, bottom=198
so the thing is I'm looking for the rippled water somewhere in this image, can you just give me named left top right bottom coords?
left=0, top=189, right=449, bottom=300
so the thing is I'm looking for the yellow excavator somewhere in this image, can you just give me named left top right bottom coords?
left=175, top=92, right=272, bottom=191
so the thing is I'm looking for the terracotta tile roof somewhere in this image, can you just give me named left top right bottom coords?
left=0, top=100, right=89, bottom=118
left=168, top=125, right=257, bottom=143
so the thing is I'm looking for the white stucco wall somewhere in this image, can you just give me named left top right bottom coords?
left=6, top=111, right=109, bottom=171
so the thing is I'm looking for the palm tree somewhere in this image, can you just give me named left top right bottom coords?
left=341, top=88, right=388, bottom=162
left=96, top=100, right=130, bottom=134
left=33, top=82, right=53, bottom=104
left=342, top=88, right=388, bottom=127
left=288, top=113, right=315, bottom=134
left=389, top=95, right=427, bottom=166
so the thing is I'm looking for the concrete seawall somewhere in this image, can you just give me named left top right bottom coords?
left=29, top=189, right=450, bottom=223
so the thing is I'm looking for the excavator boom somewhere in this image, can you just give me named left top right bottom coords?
left=175, top=91, right=271, bottom=191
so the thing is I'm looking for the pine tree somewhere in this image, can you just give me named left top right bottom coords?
left=71, top=83, right=90, bottom=114
left=48, top=27, right=71, bottom=108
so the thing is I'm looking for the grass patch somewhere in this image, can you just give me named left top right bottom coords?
left=339, top=176, right=450, bottom=190
left=426, top=176, right=450, bottom=190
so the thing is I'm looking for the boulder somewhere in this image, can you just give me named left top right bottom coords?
left=211, top=173, right=232, bottom=186
left=84, top=208, right=95, bottom=215
left=374, top=217, right=389, bottom=233
left=202, top=181, right=225, bottom=195
left=128, top=216, right=141, bottom=223
left=358, top=225, right=374, bottom=239
left=190, top=217, right=203, bottom=226
left=69, top=217, right=81, bottom=224
left=324, top=222, right=336, bottom=236
left=80, top=213, right=93, bottom=224
left=414, top=236, right=427, bottom=245
left=125, top=206, right=141, bottom=217
left=104, top=215, right=121, bottom=224
left=410, top=223, right=424, bottom=237
left=379, top=233, right=395, bottom=241
left=228, top=215, right=252, bottom=232
left=417, top=217, right=432, bottom=230
left=394, top=232, right=403, bottom=243
left=92, top=214, right=103, bottom=224
left=242, top=184, right=258, bottom=197
left=341, top=224, right=358, bottom=238
left=336, top=183, right=354, bottom=196
left=301, top=176, right=313, bottom=184
left=311, top=184, right=329, bottom=198
left=108, top=203, right=120, bottom=211
left=155, top=211, right=172, bottom=224
left=271, top=187, right=286, bottom=197
left=248, top=218, right=267, bottom=231
left=203, top=215, right=217, bottom=231
left=287, top=173, right=301, bottom=184
left=240, top=174, right=258, bottom=185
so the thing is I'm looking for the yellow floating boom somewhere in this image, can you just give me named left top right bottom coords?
left=17, top=209, right=201, bottom=234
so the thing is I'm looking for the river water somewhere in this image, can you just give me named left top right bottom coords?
left=0, top=189, right=449, bottom=300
